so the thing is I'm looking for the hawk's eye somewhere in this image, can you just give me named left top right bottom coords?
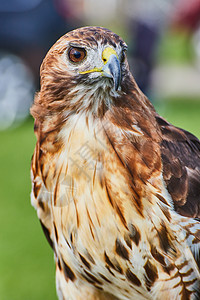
left=68, top=47, right=86, bottom=63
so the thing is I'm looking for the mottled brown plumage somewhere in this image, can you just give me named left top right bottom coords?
left=31, top=26, right=200, bottom=300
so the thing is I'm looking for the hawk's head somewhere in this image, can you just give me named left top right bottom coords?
left=32, top=27, right=139, bottom=121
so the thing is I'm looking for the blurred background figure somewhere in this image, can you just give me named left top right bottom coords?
left=172, top=0, right=200, bottom=31
left=1, top=0, right=200, bottom=130
left=0, top=0, right=72, bottom=129
left=172, top=0, right=200, bottom=69
left=0, top=52, right=34, bottom=129
left=151, top=0, right=200, bottom=100
left=125, top=0, right=175, bottom=96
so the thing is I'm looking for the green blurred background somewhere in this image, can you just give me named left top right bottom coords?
left=0, top=0, right=200, bottom=299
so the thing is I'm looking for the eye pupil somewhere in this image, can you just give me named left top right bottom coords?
left=68, top=47, right=86, bottom=63
left=74, top=51, right=81, bottom=58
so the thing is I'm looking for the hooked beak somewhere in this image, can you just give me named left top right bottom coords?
left=102, top=53, right=121, bottom=91
left=79, top=47, right=121, bottom=91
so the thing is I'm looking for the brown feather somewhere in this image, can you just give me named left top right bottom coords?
left=157, top=115, right=200, bottom=218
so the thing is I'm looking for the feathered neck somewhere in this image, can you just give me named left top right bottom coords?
left=31, top=69, right=155, bottom=140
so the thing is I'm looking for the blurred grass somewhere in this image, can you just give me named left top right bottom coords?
left=155, top=98, right=200, bottom=138
left=0, top=99, right=199, bottom=300
left=0, top=118, right=56, bottom=300
left=158, top=29, right=194, bottom=64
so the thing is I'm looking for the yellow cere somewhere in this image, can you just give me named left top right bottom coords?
left=79, top=47, right=118, bottom=75
left=102, top=47, right=118, bottom=64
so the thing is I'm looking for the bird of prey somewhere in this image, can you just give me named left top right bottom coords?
left=31, top=26, right=200, bottom=300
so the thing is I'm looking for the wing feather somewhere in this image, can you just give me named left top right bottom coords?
left=156, top=115, right=200, bottom=218
left=31, top=139, right=55, bottom=250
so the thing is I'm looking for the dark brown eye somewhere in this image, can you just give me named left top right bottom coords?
left=68, top=47, right=86, bottom=63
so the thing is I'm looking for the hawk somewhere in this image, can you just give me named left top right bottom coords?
left=31, top=27, right=200, bottom=300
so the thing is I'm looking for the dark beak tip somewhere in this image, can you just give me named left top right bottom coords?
left=107, top=55, right=121, bottom=91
